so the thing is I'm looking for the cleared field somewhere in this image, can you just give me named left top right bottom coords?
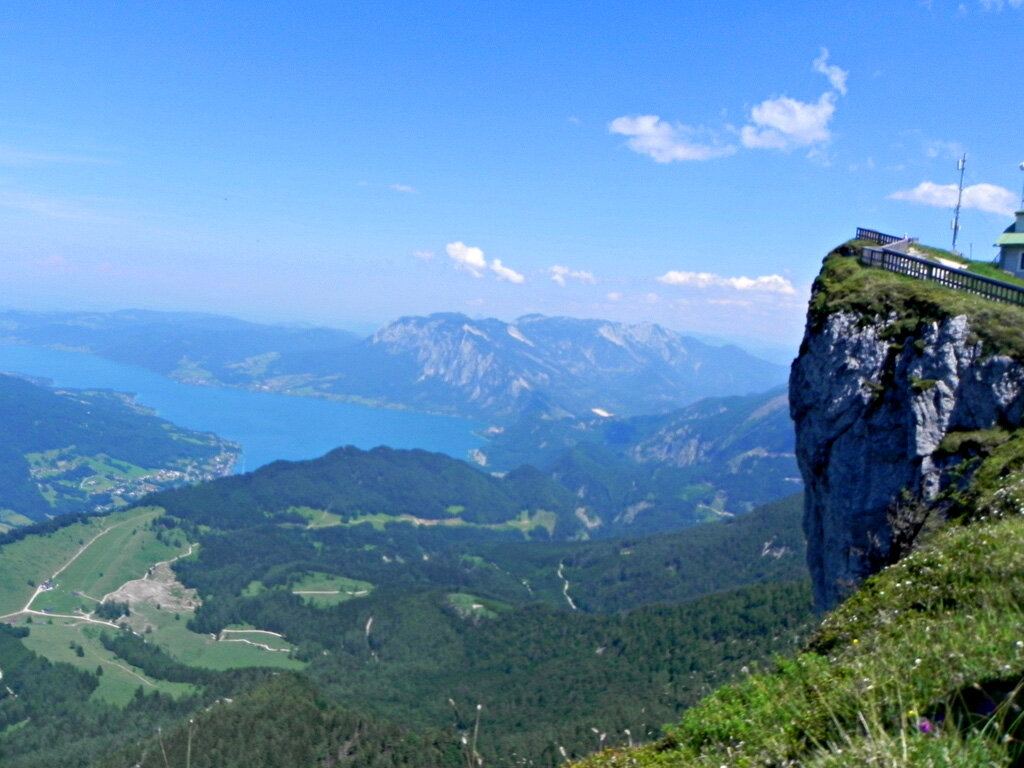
left=289, top=505, right=344, bottom=528
left=291, top=572, right=374, bottom=607
left=290, top=506, right=559, bottom=537
left=445, top=592, right=509, bottom=620
left=14, top=615, right=196, bottom=705
left=0, top=507, right=166, bottom=617
left=130, top=603, right=304, bottom=672
left=27, top=507, right=185, bottom=615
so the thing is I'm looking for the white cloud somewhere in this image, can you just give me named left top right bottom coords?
left=490, top=258, right=525, bottom=284
left=548, top=265, right=597, bottom=286
left=740, top=92, right=837, bottom=150
left=390, top=183, right=418, bottom=194
left=446, top=241, right=488, bottom=277
left=446, top=241, right=525, bottom=284
left=606, top=291, right=622, bottom=302
left=609, top=115, right=736, bottom=163
left=890, top=181, right=1017, bottom=216
left=658, top=270, right=796, bottom=295
left=412, top=250, right=435, bottom=261
left=812, top=48, right=848, bottom=95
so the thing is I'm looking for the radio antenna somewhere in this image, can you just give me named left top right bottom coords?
left=951, top=153, right=966, bottom=254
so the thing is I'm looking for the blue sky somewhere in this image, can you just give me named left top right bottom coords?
left=2, top=1, right=1022, bottom=350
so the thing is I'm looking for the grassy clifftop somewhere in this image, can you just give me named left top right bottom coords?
left=576, top=244, right=1024, bottom=767
left=807, top=241, right=1024, bottom=359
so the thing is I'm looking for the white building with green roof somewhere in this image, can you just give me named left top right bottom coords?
left=996, top=210, right=1024, bottom=276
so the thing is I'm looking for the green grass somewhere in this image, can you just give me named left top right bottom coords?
left=126, top=602, right=305, bottom=672
left=288, top=505, right=344, bottom=528
left=14, top=615, right=196, bottom=705
left=445, top=592, right=509, bottom=620
left=27, top=507, right=182, bottom=615
left=809, top=243, right=1024, bottom=360
left=290, top=572, right=374, bottom=606
left=575, top=486, right=1024, bottom=767
left=0, top=507, right=166, bottom=617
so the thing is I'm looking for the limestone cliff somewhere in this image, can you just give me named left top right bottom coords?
left=790, top=245, right=1024, bottom=610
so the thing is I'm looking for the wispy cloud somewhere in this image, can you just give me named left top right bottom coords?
left=490, top=258, right=525, bottom=284
left=812, top=48, right=848, bottom=95
left=390, top=183, right=418, bottom=194
left=979, top=0, right=1022, bottom=9
left=890, top=181, right=1017, bottom=216
left=657, top=270, right=796, bottom=294
left=446, top=241, right=526, bottom=284
left=0, top=190, right=117, bottom=223
left=548, top=265, right=596, bottom=286
left=0, top=144, right=106, bottom=166
left=412, top=249, right=435, bottom=261
left=609, top=116, right=736, bottom=162
left=612, top=50, right=848, bottom=162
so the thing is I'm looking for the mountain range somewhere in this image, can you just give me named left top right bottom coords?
left=0, top=309, right=788, bottom=421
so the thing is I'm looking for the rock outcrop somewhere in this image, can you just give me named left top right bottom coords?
left=792, top=296, right=1024, bottom=611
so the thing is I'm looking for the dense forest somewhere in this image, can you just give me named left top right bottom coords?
left=0, top=462, right=810, bottom=767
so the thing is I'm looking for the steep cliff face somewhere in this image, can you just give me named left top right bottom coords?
left=791, top=252, right=1024, bottom=611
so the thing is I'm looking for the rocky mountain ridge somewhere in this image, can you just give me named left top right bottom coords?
left=0, top=309, right=787, bottom=421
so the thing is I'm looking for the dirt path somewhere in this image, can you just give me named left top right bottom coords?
left=0, top=512, right=152, bottom=622
left=557, top=562, right=578, bottom=611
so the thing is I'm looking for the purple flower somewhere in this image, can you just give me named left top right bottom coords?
left=918, top=718, right=933, bottom=734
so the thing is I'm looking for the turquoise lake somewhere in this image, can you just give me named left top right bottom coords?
left=0, top=343, right=484, bottom=472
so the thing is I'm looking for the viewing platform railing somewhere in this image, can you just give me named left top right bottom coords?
left=858, top=237, right=1024, bottom=308
left=856, top=228, right=917, bottom=248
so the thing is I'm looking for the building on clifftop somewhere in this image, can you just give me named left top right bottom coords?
left=996, top=210, right=1024, bottom=276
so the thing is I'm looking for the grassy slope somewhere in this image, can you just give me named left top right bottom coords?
left=575, top=245, right=1024, bottom=767
left=0, top=505, right=304, bottom=703
left=0, top=507, right=165, bottom=616
left=578, top=513, right=1024, bottom=767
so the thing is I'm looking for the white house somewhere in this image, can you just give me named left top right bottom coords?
left=997, top=210, right=1024, bottom=276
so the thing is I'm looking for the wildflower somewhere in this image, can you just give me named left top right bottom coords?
left=919, top=718, right=933, bottom=734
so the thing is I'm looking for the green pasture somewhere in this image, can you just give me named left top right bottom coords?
left=14, top=615, right=196, bottom=705
left=445, top=592, right=502, bottom=620
left=289, top=505, right=557, bottom=537
left=27, top=507, right=185, bottom=615
left=132, top=603, right=304, bottom=672
left=290, top=572, right=374, bottom=606
left=289, top=505, right=344, bottom=528
left=0, top=508, right=164, bottom=617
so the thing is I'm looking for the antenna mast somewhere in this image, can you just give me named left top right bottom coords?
left=1019, top=161, right=1024, bottom=210
left=951, top=153, right=966, bottom=254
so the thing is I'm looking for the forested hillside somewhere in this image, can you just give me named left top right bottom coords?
left=0, top=373, right=237, bottom=524
left=0, top=476, right=809, bottom=767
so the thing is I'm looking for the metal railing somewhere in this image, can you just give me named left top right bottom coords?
left=856, top=228, right=915, bottom=247
left=860, top=245, right=1024, bottom=307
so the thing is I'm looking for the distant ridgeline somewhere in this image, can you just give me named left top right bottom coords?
left=148, top=387, right=798, bottom=542
left=0, top=373, right=237, bottom=526
left=0, top=309, right=788, bottom=421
